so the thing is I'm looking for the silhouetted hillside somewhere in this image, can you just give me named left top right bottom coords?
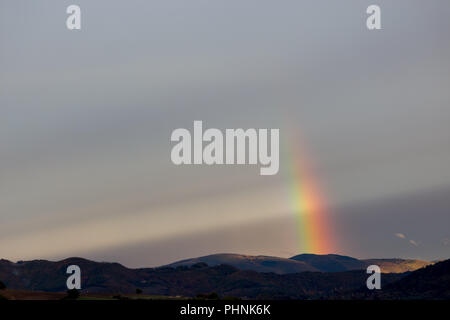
left=335, top=259, right=450, bottom=300
left=1, top=256, right=446, bottom=299
left=290, top=254, right=431, bottom=273
left=290, top=254, right=366, bottom=272
left=362, top=258, right=431, bottom=273
left=166, top=253, right=319, bottom=274
left=376, top=259, right=450, bottom=299
left=0, top=257, right=406, bottom=299
left=167, top=253, right=430, bottom=274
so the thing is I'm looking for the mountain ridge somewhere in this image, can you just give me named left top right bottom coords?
left=165, top=253, right=320, bottom=274
left=1, top=255, right=448, bottom=299
left=1, top=253, right=432, bottom=275
left=165, top=253, right=432, bottom=274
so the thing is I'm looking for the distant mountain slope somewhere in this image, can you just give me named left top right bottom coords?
left=289, top=254, right=431, bottom=273
left=1, top=257, right=448, bottom=299
left=0, top=253, right=432, bottom=294
left=380, top=258, right=450, bottom=299
left=345, top=259, right=450, bottom=300
left=165, top=253, right=319, bottom=274
left=0, top=257, right=404, bottom=299
left=290, top=254, right=366, bottom=272
left=362, top=259, right=431, bottom=273
left=0, top=257, right=134, bottom=293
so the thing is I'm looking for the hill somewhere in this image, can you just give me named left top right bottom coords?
left=0, top=255, right=443, bottom=300
left=376, top=258, right=450, bottom=299
left=0, top=258, right=405, bottom=299
left=337, top=258, right=450, bottom=300
left=362, top=258, right=431, bottom=273
left=290, top=254, right=431, bottom=273
left=290, top=254, right=366, bottom=272
left=165, top=253, right=319, bottom=274
left=167, top=253, right=431, bottom=274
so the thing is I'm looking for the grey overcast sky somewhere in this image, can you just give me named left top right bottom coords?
left=1, top=0, right=450, bottom=267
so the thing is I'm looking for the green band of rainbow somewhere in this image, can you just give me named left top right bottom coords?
left=285, top=132, right=335, bottom=254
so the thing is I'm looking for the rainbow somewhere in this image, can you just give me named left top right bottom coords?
left=285, top=132, right=335, bottom=254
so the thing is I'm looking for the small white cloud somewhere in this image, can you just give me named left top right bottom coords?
left=409, top=239, right=418, bottom=247
left=395, top=233, right=406, bottom=239
left=442, top=238, right=450, bottom=246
